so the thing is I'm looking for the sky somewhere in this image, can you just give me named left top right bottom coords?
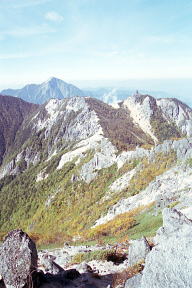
left=0, top=0, right=192, bottom=103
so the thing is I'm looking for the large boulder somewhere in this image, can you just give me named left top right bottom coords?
left=0, top=229, right=38, bottom=288
left=140, top=208, right=192, bottom=288
left=128, top=237, right=150, bottom=267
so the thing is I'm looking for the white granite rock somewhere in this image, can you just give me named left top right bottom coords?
left=124, top=274, right=142, bottom=288
left=140, top=209, right=192, bottom=288
left=128, top=237, right=150, bottom=267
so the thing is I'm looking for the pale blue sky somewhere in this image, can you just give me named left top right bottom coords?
left=0, top=0, right=192, bottom=96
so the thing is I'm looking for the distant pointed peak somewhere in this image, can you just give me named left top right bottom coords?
left=48, top=76, right=56, bottom=81
left=44, top=77, right=63, bottom=84
left=47, top=76, right=56, bottom=81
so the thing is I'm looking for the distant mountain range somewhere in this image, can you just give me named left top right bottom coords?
left=1, top=77, right=174, bottom=105
left=1, top=77, right=84, bottom=104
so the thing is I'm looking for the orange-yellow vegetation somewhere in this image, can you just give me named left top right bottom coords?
left=140, top=144, right=154, bottom=150
left=126, top=152, right=176, bottom=196
left=83, top=206, right=148, bottom=241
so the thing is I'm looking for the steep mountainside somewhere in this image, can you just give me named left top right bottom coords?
left=1, top=77, right=85, bottom=104
left=157, top=97, right=192, bottom=136
left=0, top=95, right=38, bottom=165
left=0, top=93, right=192, bottom=247
left=0, top=96, right=154, bottom=179
left=86, top=97, right=153, bottom=149
left=122, top=92, right=192, bottom=142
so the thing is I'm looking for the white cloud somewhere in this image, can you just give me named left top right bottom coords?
left=0, top=53, right=31, bottom=60
left=103, top=88, right=118, bottom=104
left=45, top=11, right=64, bottom=22
left=0, top=25, right=55, bottom=38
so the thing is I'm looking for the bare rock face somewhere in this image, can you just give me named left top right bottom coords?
left=163, top=207, right=192, bottom=230
left=140, top=209, right=192, bottom=288
left=128, top=237, right=151, bottom=267
left=0, top=229, right=38, bottom=288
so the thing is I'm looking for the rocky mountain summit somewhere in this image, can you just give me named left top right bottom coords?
left=122, top=92, right=192, bottom=141
left=1, top=78, right=85, bottom=104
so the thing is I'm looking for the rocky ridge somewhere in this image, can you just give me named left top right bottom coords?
left=1, top=92, right=192, bottom=181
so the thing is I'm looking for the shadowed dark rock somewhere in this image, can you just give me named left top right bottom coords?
left=63, top=269, right=81, bottom=280
left=0, top=279, right=5, bottom=288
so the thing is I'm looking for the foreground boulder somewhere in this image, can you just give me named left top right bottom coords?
left=0, top=230, right=110, bottom=288
left=140, top=208, right=192, bottom=288
left=0, top=229, right=38, bottom=288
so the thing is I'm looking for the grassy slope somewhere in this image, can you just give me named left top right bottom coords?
left=0, top=149, right=176, bottom=246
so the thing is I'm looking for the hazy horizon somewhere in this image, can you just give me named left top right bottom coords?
left=1, top=77, right=192, bottom=107
left=1, top=0, right=192, bottom=106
